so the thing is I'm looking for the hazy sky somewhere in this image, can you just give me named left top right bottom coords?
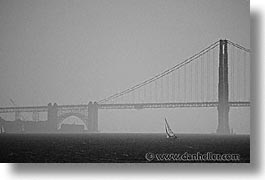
left=0, top=0, right=250, bottom=133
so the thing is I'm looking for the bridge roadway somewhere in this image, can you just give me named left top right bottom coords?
left=0, top=101, right=250, bottom=113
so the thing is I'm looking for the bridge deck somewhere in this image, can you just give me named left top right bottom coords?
left=0, top=101, right=250, bottom=113
left=99, top=102, right=250, bottom=109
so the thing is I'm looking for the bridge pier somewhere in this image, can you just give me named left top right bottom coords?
left=87, top=101, right=98, bottom=132
left=216, top=39, right=230, bottom=134
left=47, top=103, right=58, bottom=132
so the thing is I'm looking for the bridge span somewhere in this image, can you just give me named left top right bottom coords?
left=0, top=101, right=250, bottom=113
left=0, top=40, right=251, bottom=134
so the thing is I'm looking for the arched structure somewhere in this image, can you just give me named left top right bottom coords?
left=57, top=112, right=88, bottom=129
left=46, top=102, right=98, bottom=132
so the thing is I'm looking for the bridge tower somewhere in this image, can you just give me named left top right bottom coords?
left=47, top=103, right=58, bottom=132
left=216, top=39, right=230, bottom=134
left=87, top=101, right=98, bottom=132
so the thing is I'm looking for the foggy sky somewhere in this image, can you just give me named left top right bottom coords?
left=0, top=0, right=250, bottom=133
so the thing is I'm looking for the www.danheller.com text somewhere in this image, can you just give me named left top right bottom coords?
left=145, top=152, right=240, bottom=162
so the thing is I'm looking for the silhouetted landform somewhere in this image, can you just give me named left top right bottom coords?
left=0, top=119, right=93, bottom=133
left=0, top=119, right=52, bottom=133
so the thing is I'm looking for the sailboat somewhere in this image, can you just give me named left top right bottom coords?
left=165, top=118, right=177, bottom=139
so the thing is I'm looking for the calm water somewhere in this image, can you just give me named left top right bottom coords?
left=0, top=133, right=249, bottom=163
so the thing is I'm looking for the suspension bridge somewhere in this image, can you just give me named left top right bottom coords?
left=0, top=39, right=250, bottom=134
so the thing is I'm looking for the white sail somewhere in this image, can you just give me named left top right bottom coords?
left=165, top=118, right=177, bottom=138
left=165, top=119, right=174, bottom=135
left=165, top=124, right=170, bottom=138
